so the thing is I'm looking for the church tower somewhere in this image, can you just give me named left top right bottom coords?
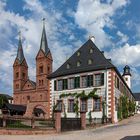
left=13, top=32, right=28, bottom=92
left=36, top=19, right=53, bottom=92
left=122, top=65, right=131, bottom=88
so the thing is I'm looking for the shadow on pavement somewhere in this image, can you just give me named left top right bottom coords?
left=120, top=135, right=140, bottom=140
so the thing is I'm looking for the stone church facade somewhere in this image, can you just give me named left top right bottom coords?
left=13, top=22, right=52, bottom=118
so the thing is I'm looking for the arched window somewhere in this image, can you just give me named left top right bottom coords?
left=39, top=66, right=43, bottom=74
left=16, top=72, right=19, bottom=78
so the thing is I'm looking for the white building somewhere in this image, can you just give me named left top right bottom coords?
left=133, top=93, right=140, bottom=114
left=49, top=38, right=135, bottom=123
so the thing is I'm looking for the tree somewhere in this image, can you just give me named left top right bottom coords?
left=0, top=95, right=8, bottom=109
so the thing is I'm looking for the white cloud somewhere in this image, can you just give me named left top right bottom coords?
left=74, top=0, right=129, bottom=48
left=105, top=43, right=140, bottom=66
left=0, top=0, right=75, bottom=94
left=117, top=31, right=129, bottom=44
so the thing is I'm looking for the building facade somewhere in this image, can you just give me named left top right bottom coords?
left=13, top=22, right=52, bottom=118
left=49, top=38, right=135, bottom=123
left=133, top=93, right=140, bottom=114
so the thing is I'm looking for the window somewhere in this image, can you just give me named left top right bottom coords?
left=57, top=100, right=62, bottom=111
left=39, top=80, right=41, bottom=86
left=27, top=96, right=30, bottom=100
left=77, top=61, right=81, bottom=67
left=87, top=75, right=93, bottom=87
left=63, top=79, right=68, bottom=90
left=88, top=59, right=93, bottom=65
left=89, top=48, right=93, bottom=53
left=125, top=77, right=128, bottom=81
left=16, top=72, right=19, bottom=78
left=81, top=99, right=87, bottom=112
left=48, top=66, right=50, bottom=73
left=77, top=51, right=81, bottom=56
left=93, top=98, right=101, bottom=111
left=22, top=73, right=25, bottom=79
left=39, top=80, right=43, bottom=86
left=58, top=80, right=63, bottom=91
left=115, top=76, right=119, bottom=89
left=68, top=78, right=74, bottom=89
left=39, top=66, right=43, bottom=74
left=68, top=99, right=74, bottom=112
left=74, top=77, right=80, bottom=88
left=81, top=76, right=87, bottom=88
left=54, top=80, right=57, bottom=91
left=67, top=64, right=70, bottom=69
left=40, top=95, right=42, bottom=99
left=16, top=84, right=19, bottom=89
left=94, top=73, right=104, bottom=86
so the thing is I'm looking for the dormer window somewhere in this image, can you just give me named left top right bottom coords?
left=88, top=59, right=93, bottom=65
left=77, top=51, right=81, bottom=56
left=89, top=48, right=93, bottom=53
left=67, top=64, right=70, bottom=69
left=77, top=61, right=81, bottom=67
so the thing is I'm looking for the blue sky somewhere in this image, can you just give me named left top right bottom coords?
left=0, top=0, right=140, bottom=95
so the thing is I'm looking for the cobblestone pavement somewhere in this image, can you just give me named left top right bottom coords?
left=1, top=114, right=140, bottom=140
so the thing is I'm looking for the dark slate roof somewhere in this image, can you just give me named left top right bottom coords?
left=40, top=24, right=50, bottom=55
left=30, top=80, right=36, bottom=87
left=5, top=103, right=26, bottom=112
left=16, top=36, right=25, bottom=64
left=5, top=103, right=45, bottom=114
left=49, top=39, right=115, bottom=78
left=0, top=94, right=13, bottom=100
left=133, top=93, right=140, bottom=101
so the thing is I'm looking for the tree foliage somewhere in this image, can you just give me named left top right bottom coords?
left=0, top=95, right=8, bottom=109
left=117, top=96, right=135, bottom=120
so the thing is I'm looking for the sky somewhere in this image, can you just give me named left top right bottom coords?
left=0, top=0, right=140, bottom=95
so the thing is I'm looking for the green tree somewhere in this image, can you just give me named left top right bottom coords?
left=0, top=95, right=8, bottom=109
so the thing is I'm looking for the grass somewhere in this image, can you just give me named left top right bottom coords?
left=7, top=120, right=31, bottom=129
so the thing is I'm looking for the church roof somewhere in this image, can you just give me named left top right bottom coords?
left=16, top=33, right=25, bottom=64
left=39, top=22, right=50, bottom=55
left=5, top=103, right=45, bottom=114
left=49, top=39, right=115, bottom=78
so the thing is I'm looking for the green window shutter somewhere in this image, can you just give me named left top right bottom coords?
left=101, top=73, right=104, bottom=86
left=87, top=75, right=93, bottom=87
left=54, top=80, right=57, bottom=91
left=62, top=79, right=68, bottom=90
left=74, top=77, right=80, bottom=88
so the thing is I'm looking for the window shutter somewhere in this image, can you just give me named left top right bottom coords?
left=54, top=80, right=57, bottom=91
left=101, top=73, right=104, bottom=85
